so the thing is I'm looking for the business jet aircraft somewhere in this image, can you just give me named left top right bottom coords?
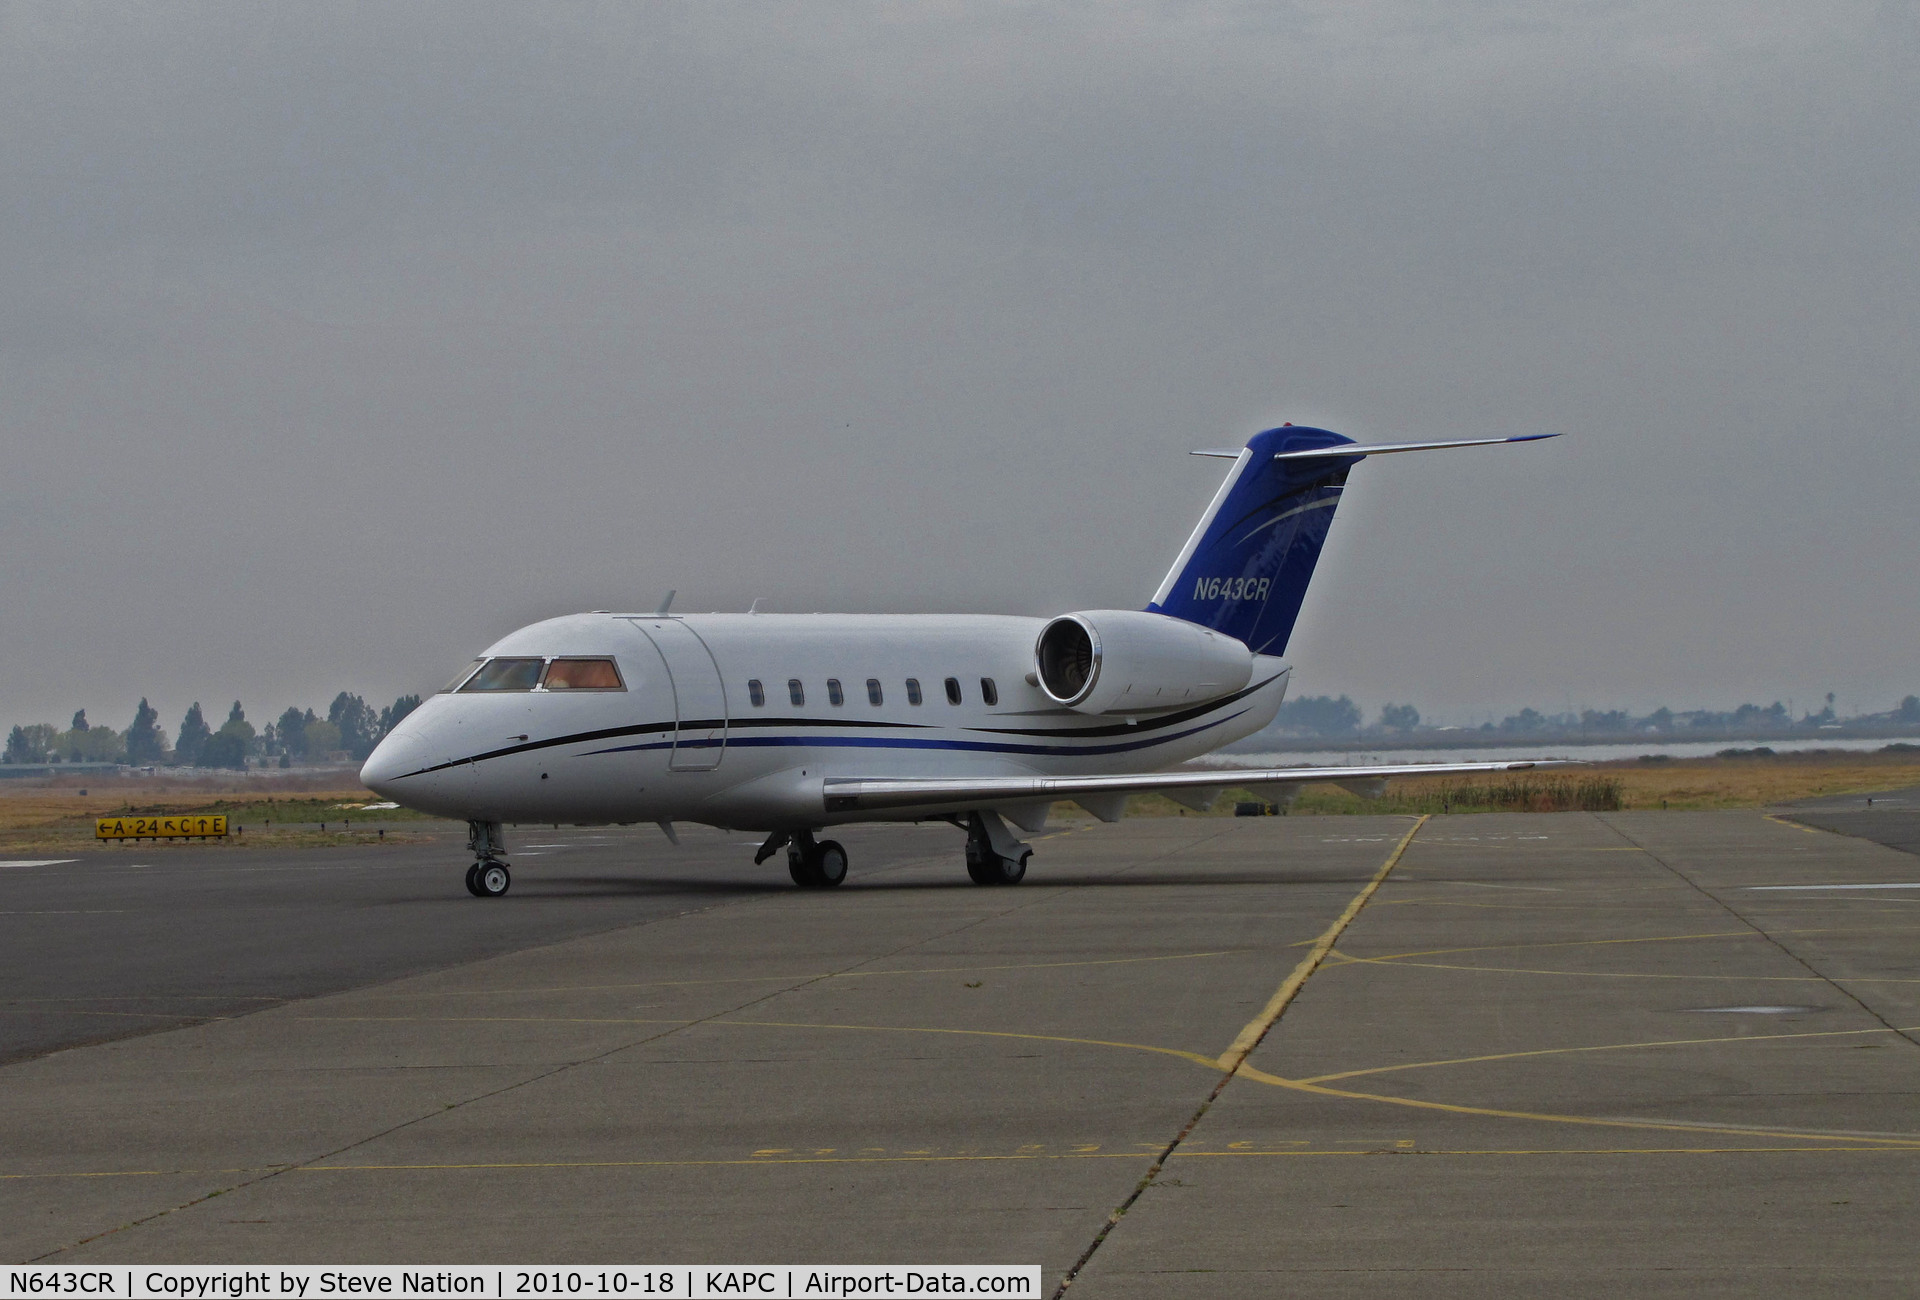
left=361, top=424, right=1558, bottom=896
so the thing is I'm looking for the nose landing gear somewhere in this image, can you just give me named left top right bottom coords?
left=465, top=820, right=511, bottom=898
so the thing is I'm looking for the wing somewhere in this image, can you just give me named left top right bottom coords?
left=823, top=759, right=1570, bottom=814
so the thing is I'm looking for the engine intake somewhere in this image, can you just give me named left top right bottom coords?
left=1036, top=618, right=1097, bottom=704
left=1034, top=611, right=1253, bottom=715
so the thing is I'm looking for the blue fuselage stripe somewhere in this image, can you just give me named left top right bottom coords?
left=583, top=712, right=1245, bottom=759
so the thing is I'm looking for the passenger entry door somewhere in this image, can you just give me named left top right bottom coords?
left=628, top=619, right=728, bottom=771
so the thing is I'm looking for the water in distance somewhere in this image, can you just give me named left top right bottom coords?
left=1213, top=735, right=1920, bottom=769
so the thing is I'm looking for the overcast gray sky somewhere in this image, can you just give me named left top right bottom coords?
left=2, top=1, right=1914, bottom=735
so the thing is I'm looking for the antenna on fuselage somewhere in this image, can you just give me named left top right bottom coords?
left=654, top=590, right=676, bottom=616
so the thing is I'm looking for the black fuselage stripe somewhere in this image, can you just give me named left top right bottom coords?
left=967, top=672, right=1284, bottom=737
left=396, top=671, right=1286, bottom=778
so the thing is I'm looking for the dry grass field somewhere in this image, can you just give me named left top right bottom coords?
left=1138, top=749, right=1920, bottom=817
left=0, top=771, right=442, bottom=854
left=2, top=750, right=1915, bottom=852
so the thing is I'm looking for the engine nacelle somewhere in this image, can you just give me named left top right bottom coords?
left=1034, top=610, right=1253, bottom=715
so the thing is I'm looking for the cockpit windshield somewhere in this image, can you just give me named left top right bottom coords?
left=444, top=655, right=628, bottom=693
left=459, top=658, right=545, bottom=692
left=440, top=660, right=484, bottom=693
left=543, top=658, right=624, bottom=690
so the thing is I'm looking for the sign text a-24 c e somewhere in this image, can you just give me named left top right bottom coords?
left=95, top=815, right=228, bottom=841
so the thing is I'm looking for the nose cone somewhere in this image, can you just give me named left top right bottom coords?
left=360, top=727, right=425, bottom=799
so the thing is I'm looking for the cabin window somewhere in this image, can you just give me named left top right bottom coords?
left=440, top=660, right=484, bottom=693
left=542, top=658, right=625, bottom=691
left=906, top=678, right=923, bottom=706
left=827, top=679, right=845, bottom=706
left=866, top=678, right=883, bottom=705
left=788, top=679, right=805, bottom=707
left=980, top=677, right=999, bottom=706
left=748, top=679, right=766, bottom=707
left=945, top=677, right=962, bottom=705
left=459, top=658, right=544, bottom=692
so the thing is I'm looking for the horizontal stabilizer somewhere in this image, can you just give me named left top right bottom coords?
left=822, top=759, right=1572, bottom=815
left=1191, top=434, right=1557, bottom=462
left=1270, top=434, right=1558, bottom=461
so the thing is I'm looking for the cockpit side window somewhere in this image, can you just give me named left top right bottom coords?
left=542, top=658, right=625, bottom=690
left=440, top=660, right=485, bottom=693
left=459, top=658, right=545, bottom=692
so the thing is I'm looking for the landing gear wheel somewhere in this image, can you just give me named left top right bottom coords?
left=786, top=835, right=849, bottom=889
left=966, top=841, right=1029, bottom=886
left=814, top=840, right=848, bottom=888
left=465, top=863, right=484, bottom=896
left=965, top=840, right=995, bottom=885
left=473, top=861, right=511, bottom=897
left=996, top=849, right=1030, bottom=885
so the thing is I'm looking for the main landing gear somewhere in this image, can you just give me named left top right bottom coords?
left=754, top=830, right=849, bottom=888
left=964, top=810, right=1031, bottom=886
left=464, top=820, right=511, bottom=898
left=790, top=831, right=849, bottom=888
left=757, top=811, right=1033, bottom=890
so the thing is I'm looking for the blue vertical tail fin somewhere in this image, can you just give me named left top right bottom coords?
left=1147, top=425, right=1358, bottom=656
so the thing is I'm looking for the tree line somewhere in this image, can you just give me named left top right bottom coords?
left=3, top=693, right=421, bottom=769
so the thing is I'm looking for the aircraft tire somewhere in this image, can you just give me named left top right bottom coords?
left=965, top=840, right=992, bottom=885
left=967, top=844, right=1028, bottom=886
left=788, top=852, right=818, bottom=887
left=464, top=863, right=485, bottom=896
left=814, top=840, right=848, bottom=888
left=474, top=861, right=511, bottom=898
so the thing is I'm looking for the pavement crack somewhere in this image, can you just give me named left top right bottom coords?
left=1596, top=815, right=1920, bottom=1055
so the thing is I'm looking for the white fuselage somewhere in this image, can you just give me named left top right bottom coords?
left=361, top=612, right=1291, bottom=831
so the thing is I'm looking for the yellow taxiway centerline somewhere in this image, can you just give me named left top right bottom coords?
left=1216, top=815, right=1429, bottom=1073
